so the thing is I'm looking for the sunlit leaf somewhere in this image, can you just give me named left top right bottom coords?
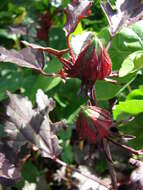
left=127, top=86, right=143, bottom=100
left=0, top=152, right=22, bottom=186
left=63, top=0, right=92, bottom=36
left=119, top=51, right=143, bottom=77
left=0, top=142, right=30, bottom=186
left=3, top=89, right=66, bottom=159
left=113, top=99, right=143, bottom=121
left=101, top=0, right=143, bottom=36
left=113, top=86, right=143, bottom=120
left=0, top=47, right=45, bottom=70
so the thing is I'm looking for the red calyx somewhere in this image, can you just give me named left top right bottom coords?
left=77, top=106, right=113, bottom=144
left=97, top=44, right=112, bottom=80
left=58, top=35, right=112, bottom=103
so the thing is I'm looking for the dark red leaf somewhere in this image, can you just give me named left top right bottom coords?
left=101, top=0, right=143, bottom=36
left=9, top=25, right=27, bottom=36
left=63, top=0, right=92, bottom=37
left=0, top=142, right=30, bottom=186
left=3, top=89, right=66, bottom=159
left=0, top=152, right=22, bottom=186
left=0, top=46, right=45, bottom=70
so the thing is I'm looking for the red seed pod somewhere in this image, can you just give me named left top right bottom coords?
left=77, top=106, right=113, bottom=143
left=63, top=35, right=112, bottom=91
left=66, top=42, right=98, bottom=85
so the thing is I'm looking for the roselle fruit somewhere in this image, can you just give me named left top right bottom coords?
left=67, top=36, right=112, bottom=81
left=60, top=34, right=112, bottom=98
left=77, top=105, right=113, bottom=143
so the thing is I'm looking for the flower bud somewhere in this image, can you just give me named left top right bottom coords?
left=77, top=106, right=113, bottom=143
left=63, top=35, right=112, bottom=97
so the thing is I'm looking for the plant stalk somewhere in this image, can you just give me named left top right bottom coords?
left=106, top=35, right=113, bottom=51
left=107, top=137, right=143, bottom=156
left=103, top=138, right=118, bottom=190
left=54, top=157, right=110, bottom=189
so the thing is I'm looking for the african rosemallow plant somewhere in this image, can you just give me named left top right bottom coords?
left=0, top=0, right=143, bottom=189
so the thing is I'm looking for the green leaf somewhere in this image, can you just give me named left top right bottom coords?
left=96, top=73, right=136, bottom=100
left=119, top=51, right=143, bottom=77
left=71, top=22, right=83, bottom=36
left=61, top=143, right=73, bottom=164
left=130, top=21, right=143, bottom=48
left=0, top=29, right=17, bottom=41
left=53, top=79, right=86, bottom=123
left=22, top=161, right=40, bottom=182
left=113, top=100, right=143, bottom=120
left=96, top=159, right=108, bottom=174
left=119, top=114, right=143, bottom=149
left=113, top=86, right=143, bottom=120
left=96, top=80, right=120, bottom=100
left=27, top=56, right=62, bottom=102
left=98, top=21, right=143, bottom=71
left=0, top=70, right=23, bottom=101
left=29, top=76, right=61, bottom=101
left=0, top=124, right=6, bottom=137
left=54, top=93, right=67, bottom=108
left=59, top=126, right=73, bottom=164
left=96, top=21, right=143, bottom=100
left=49, top=27, right=67, bottom=50
left=127, top=86, right=143, bottom=100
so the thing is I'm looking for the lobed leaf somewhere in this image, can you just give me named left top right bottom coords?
left=0, top=152, right=22, bottom=186
left=0, top=142, right=30, bottom=186
left=0, top=90, right=66, bottom=185
left=0, top=46, right=45, bottom=70
left=3, top=89, right=66, bottom=159
left=63, top=0, right=92, bottom=37
left=101, top=0, right=143, bottom=36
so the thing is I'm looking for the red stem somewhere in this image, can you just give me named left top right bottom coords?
left=103, top=139, right=118, bottom=190
left=106, top=35, right=113, bottom=51
left=39, top=69, right=59, bottom=77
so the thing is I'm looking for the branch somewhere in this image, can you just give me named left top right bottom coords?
left=39, top=69, right=59, bottom=78
left=107, top=137, right=143, bottom=156
left=54, top=157, right=110, bottom=189
left=106, top=35, right=113, bottom=51
left=88, top=87, right=97, bottom=106
left=103, top=139, right=118, bottom=190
